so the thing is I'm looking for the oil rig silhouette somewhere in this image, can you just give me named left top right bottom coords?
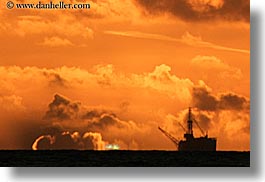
left=159, top=107, right=216, bottom=151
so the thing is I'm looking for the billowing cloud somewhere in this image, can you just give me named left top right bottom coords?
left=136, top=0, right=249, bottom=22
left=135, top=64, right=193, bottom=100
left=32, top=94, right=146, bottom=150
left=0, top=64, right=193, bottom=105
left=193, top=87, right=218, bottom=111
left=192, top=85, right=249, bottom=111
left=219, top=93, right=249, bottom=111
left=44, top=94, right=80, bottom=121
left=0, top=64, right=249, bottom=150
left=83, top=132, right=106, bottom=150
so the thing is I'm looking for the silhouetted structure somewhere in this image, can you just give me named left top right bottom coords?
left=159, top=108, right=216, bottom=151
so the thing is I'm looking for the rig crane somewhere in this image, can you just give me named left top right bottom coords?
left=158, top=126, right=179, bottom=146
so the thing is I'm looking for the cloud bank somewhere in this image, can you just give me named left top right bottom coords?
left=0, top=62, right=249, bottom=150
left=136, top=0, right=249, bottom=22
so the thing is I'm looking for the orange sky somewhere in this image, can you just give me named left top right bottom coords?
left=0, top=0, right=249, bottom=150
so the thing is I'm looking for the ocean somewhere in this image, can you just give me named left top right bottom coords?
left=0, top=150, right=250, bottom=167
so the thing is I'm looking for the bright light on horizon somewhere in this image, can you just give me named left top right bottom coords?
left=105, top=144, right=120, bottom=150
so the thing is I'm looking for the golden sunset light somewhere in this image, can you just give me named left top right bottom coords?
left=0, top=0, right=249, bottom=152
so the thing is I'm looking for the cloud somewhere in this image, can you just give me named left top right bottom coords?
left=0, top=0, right=155, bottom=42
left=0, top=65, right=249, bottom=150
left=50, top=94, right=142, bottom=131
left=196, top=112, right=212, bottom=130
left=83, top=132, right=106, bottom=150
left=190, top=55, right=243, bottom=79
left=192, top=87, right=218, bottom=111
left=0, top=13, right=94, bottom=46
left=93, top=64, right=114, bottom=87
left=73, top=63, right=194, bottom=101
left=0, top=64, right=247, bottom=115
left=0, top=64, right=194, bottom=104
left=44, top=94, right=80, bottom=121
left=119, top=101, right=130, bottom=113
left=43, top=71, right=68, bottom=87
left=32, top=131, right=106, bottom=150
left=187, top=0, right=225, bottom=12
left=181, top=32, right=249, bottom=54
left=36, top=94, right=147, bottom=150
left=0, top=95, right=25, bottom=112
left=88, top=113, right=118, bottom=128
left=104, top=30, right=249, bottom=54
left=39, top=36, right=74, bottom=47
left=134, top=64, right=194, bottom=101
left=32, top=135, right=55, bottom=150
left=86, top=0, right=142, bottom=21
left=192, top=85, right=249, bottom=111
left=16, top=15, right=94, bottom=39
left=136, top=0, right=249, bottom=22
left=219, top=93, right=249, bottom=111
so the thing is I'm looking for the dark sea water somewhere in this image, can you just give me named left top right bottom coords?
left=0, top=150, right=250, bottom=167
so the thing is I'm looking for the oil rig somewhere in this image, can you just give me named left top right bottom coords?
left=158, top=107, right=216, bottom=151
